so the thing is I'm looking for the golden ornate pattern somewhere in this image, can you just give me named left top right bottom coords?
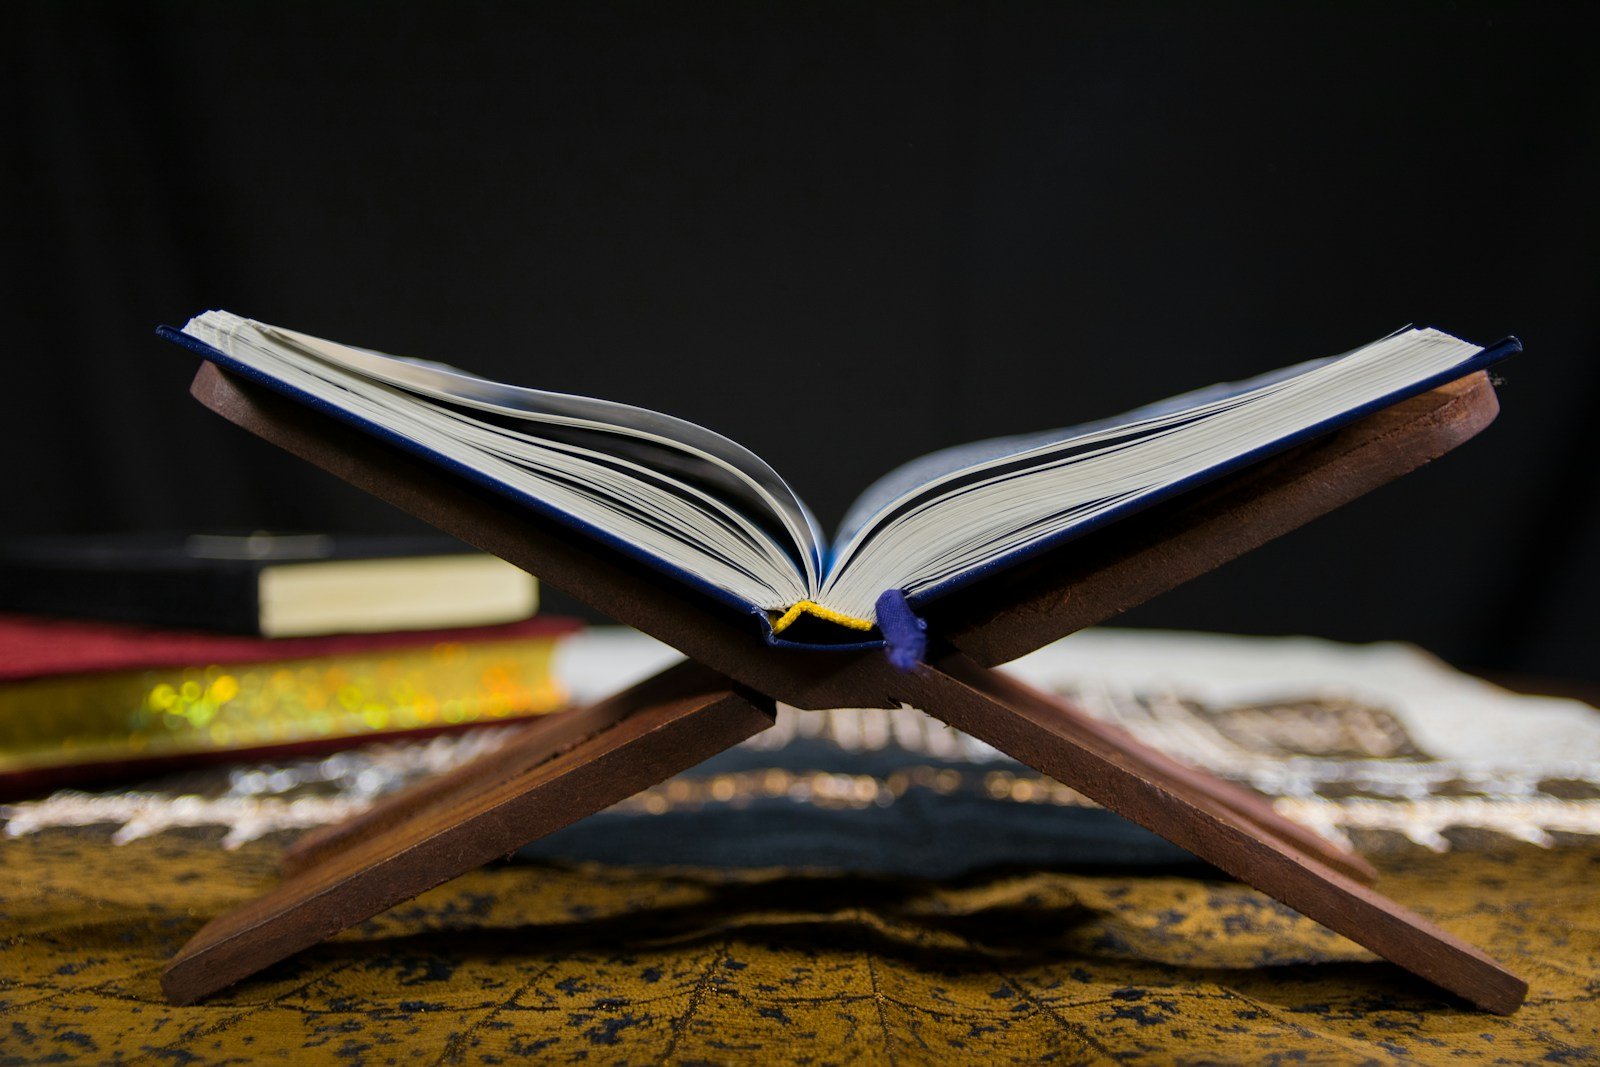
left=1, top=829, right=1596, bottom=1064
left=0, top=638, right=566, bottom=776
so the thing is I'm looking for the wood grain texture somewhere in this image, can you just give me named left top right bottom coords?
left=905, top=652, right=1527, bottom=1016
left=190, top=362, right=1484, bottom=888
left=187, top=364, right=1499, bottom=704
left=929, top=654, right=1379, bottom=884
left=161, top=678, right=775, bottom=1004
left=168, top=362, right=1525, bottom=1013
left=279, top=659, right=732, bottom=877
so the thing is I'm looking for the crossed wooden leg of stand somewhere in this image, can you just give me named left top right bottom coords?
left=162, top=652, right=1526, bottom=1014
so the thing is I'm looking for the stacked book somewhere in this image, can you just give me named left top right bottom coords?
left=0, top=533, right=577, bottom=796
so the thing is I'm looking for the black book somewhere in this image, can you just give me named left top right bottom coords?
left=0, top=532, right=539, bottom=637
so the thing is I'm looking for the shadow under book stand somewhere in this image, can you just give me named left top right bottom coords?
left=162, top=362, right=1526, bottom=1015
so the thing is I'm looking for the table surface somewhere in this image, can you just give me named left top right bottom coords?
left=2, top=825, right=1597, bottom=1065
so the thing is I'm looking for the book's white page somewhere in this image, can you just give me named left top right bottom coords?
left=816, top=329, right=1490, bottom=620
left=183, top=312, right=815, bottom=612
left=177, top=314, right=1498, bottom=635
left=254, top=319, right=825, bottom=588
left=832, top=355, right=1332, bottom=551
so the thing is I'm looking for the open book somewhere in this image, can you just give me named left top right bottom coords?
left=161, top=313, right=1518, bottom=655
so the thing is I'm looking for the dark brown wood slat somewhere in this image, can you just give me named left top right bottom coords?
left=160, top=362, right=1524, bottom=1013
left=162, top=680, right=774, bottom=1005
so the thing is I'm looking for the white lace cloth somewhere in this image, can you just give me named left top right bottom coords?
left=6, top=628, right=1598, bottom=853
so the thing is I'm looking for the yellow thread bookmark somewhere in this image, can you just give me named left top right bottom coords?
left=770, top=600, right=875, bottom=635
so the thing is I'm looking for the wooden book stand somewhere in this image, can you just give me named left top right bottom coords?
left=162, top=363, right=1527, bottom=1014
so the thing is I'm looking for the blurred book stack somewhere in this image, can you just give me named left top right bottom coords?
left=0, top=533, right=579, bottom=797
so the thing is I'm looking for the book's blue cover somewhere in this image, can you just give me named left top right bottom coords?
left=162, top=325, right=1519, bottom=653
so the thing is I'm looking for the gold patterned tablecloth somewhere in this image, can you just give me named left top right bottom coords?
left=2, top=827, right=1596, bottom=1065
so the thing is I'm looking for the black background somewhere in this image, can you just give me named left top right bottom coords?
left=6, top=2, right=1597, bottom=680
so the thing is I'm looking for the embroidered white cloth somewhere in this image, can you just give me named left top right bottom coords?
left=5, top=628, right=1596, bottom=853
